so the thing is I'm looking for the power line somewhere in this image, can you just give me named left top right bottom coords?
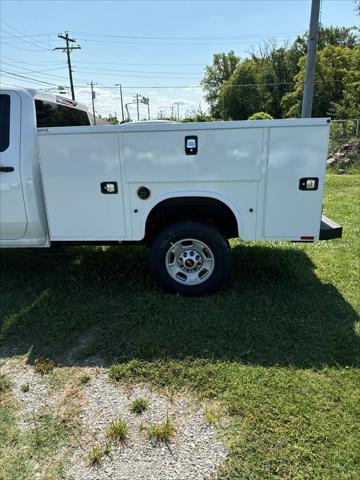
left=1, top=69, right=355, bottom=93
left=0, top=40, right=49, bottom=52
left=1, top=56, right=64, bottom=66
left=1, top=62, right=73, bottom=83
left=73, top=70, right=201, bottom=80
left=76, top=37, right=298, bottom=46
left=0, top=69, right=59, bottom=86
left=0, top=32, right=57, bottom=39
left=74, top=66, right=203, bottom=74
left=0, top=21, right=51, bottom=50
left=72, top=30, right=302, bottom=40
left=2, top=57, right=208, bottom=66
left=72, top=79, right=356, bottom=89
left=1, top=62, right=68, bottom=75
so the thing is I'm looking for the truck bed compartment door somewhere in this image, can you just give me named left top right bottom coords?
left=39, top=131, right=125, bottom=241
left=263, top=125, right=329, bottom=240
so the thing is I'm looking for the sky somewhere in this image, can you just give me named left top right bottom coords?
left=0, top=0, right=358, bottom=120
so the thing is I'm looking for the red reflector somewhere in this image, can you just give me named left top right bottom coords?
left=300, top=236, right=314, bottom=241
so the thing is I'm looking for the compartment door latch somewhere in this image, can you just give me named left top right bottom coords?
left=299, top=177, right=319, bottom=191
left=101, top=182, right=118, bottom=194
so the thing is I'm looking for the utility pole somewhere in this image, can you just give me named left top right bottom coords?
left=88, top=81, right=97, bottom=125
left=175, top=102, right=180, bottom=122
left=136, top=94, right=140, bottom=121
left=171, top=105, right=174, bottom=120
left=301, top=0, right=321, bottom=118
left=115, top=83, right=125, bottom=122
left=53, top=31, right=81, bottom=101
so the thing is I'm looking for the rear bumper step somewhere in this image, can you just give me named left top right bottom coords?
left=319, top=215, right=343, bottom=240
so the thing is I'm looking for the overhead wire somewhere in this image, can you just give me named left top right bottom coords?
left=0, top=21, right=51, bottom=50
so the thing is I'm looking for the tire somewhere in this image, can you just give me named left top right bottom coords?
left=149, top=221, right=232, bottom=295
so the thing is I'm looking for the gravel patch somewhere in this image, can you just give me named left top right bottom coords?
left=67, top=372, right=228, bottom=480
left=0, top=357, right=54, bottom=429
left=0, top=359, right=228, bottom=479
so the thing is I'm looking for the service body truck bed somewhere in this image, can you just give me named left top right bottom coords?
left=0, top=87, right=342, bottom=294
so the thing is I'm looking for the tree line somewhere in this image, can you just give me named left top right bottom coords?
left=200, top=26, right=359, bottom=121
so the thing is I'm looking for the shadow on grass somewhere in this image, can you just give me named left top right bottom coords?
left=0, top=244, right=358, bottom=368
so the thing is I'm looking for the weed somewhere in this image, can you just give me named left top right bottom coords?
left=204, top=404, right=222, bottom=424
left=34, top=358, right=55, bottom=375
left=106, top=418, right=129, bottom=443
left=129, top=398, right=149, bottom=415
left=88, top=446, right=109, bottom=466
left=227, top=403, right=243, bottom=416
left=78, top=373, right=91, bottom=385
left=147, top=417, right=176, bottom=444
left=0, top=374, right=12, bottom=394
left=57, top=386, right=83, bottom=430
left=20, top=383, right=30, bottom=393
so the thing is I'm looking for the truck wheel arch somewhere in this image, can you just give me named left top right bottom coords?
left=142, top=192, right=241, bottom=242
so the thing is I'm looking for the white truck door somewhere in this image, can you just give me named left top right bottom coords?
left=0, top=92, right=28, bottom=240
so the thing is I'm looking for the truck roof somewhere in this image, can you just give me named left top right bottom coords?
left=0, top=85, right=89, bottom=113
left=26, top=88, right=89, bottom=112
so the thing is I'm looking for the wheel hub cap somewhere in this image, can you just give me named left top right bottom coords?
left=165, top=239, right=215, bottom=285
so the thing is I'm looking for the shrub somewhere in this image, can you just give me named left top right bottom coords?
left=248, top=112, right=273, bottom=120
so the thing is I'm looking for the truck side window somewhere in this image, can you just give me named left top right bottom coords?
left=0, top=94, right=10, bottom=152
left=35, top=100, right=90, bottom=127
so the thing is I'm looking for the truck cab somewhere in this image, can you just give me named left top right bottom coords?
left=0, top=87, right=91, bottom=244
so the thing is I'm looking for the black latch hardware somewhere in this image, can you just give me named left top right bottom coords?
left=185, top=136, right=198, bottom=155
left=100, top=182, right=118, bottom=194
left=299, top=177, right=319, bottom=191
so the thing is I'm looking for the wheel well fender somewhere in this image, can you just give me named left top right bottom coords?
left=142, top=191, right=242, bottom=241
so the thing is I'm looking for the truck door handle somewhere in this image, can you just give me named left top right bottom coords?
left=0, top=166, right=14, bottom=172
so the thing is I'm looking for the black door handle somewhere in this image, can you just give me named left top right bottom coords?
left=0, top=166, right=14, bottom=172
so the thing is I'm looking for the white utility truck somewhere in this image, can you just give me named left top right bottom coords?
left=0, top=87, right=342, bottom=294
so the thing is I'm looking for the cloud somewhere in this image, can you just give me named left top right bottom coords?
left=74, top=85, right=207, bottom=120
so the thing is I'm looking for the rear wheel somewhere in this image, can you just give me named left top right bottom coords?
left=149, top=221, right=232, bottom=295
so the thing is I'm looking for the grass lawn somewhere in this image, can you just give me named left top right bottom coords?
left=0, top=174, right=359, bottom=479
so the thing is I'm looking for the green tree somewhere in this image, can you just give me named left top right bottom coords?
left=250, top=43, right=298, bottom=118
left=182, top=113, right=214, bottom=122
left=356, top=0, right=360, bottom=15
left=219, top=59, right=261, bottom=120
left=201, top=50, right=240, bottom=118
left=291, top=26, right=359, bottom=57
left=330, top=46, right=360, bottom=118
left=201, top=26, right=358, bottom=121
left=105, top=114, right=119, bottom=125
left=281, top=45, right=359, bottom=118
